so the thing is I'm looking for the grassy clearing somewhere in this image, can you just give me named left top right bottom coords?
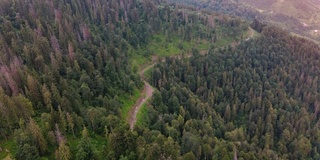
left=214, top=36, right=235, bottom=47
left=138, top=34, right=211, bottom=58
left=147, top=34, right=189, bottom=57
left=119, top=88, right=141, bottom=120
left=143, top=65, right=154, bottom=82
left=131, top=51, right=150, bottom=68
left=0, top=139, right=15, bottom=159
left=131, top=26, right=250, bottom=66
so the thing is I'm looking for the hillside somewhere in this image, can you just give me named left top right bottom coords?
left=0, top=0, right=248, bottom=159
left=170, top=0, right=320, bottom=42
left=2, top=0, right=320, bottom=159
left=240, top=0, right=320, bottom=21
left=239, top=0, right=320, bottom=40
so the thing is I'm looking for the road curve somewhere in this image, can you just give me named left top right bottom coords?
left=127, top=63, right=155, bottom=130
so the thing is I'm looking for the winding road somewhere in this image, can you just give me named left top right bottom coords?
left=127, top=63, right=155, bottom=130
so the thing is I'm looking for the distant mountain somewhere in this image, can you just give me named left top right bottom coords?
left=240, top=0, right=320, bottom=24
left=239, top=0, right=320, bottom=41
left=168, top=0, right=260, bottom=20
left=170, top=0, right=320, bottom=41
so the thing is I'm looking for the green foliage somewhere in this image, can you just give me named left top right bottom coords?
left=0, top=0, right=254, bottom=159
left=14, top=129, right=39, bottom=160
left=15, top=144, right=39, bottom=160
left=120, top=88, right=141, bottom=120
left=75, top=127, right=94, bottom=160
left=136, top=103, right=148, bottom=126
left=0, top=139, right=15, bottom=159
left=107, top=125, right=137, bottom=159
left=55, top=142, right=71, bottom=160
left=139, top=34, right=208, bottom=57
left=182, top=152, right=196, bottom=160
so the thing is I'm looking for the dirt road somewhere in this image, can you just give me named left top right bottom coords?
left=127, top=63, right=155, bottom=130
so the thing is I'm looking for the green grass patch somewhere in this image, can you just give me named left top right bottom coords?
left=119, top=88, right=141, bottom=120
left=147, top=34, right=187, bottom=57
left=139, top=34, right=212, bottom=58
left=214, top=36, right=235, bottom=47
left=196, top=40, right=212, bottom=50
left=131, top=51, right=150, bottom=68
left=0, top=139, right=15, bottom=159
left=136, top=103, right=148, bottom=127
left=66, top=135, right=79, bottom=158
left=144, top=65, right=154, bottom=82
left=131, top=26, right=249, bottom=67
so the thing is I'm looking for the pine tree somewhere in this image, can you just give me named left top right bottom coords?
left=76, top=126, right=94, bottom=160
left=66, top=112, right=75, bottom=137
left=26, top=74, right=41, bottom=104
left=55, top=141, right=71, bottom=160
left=27, top=118, right=47, bottom=155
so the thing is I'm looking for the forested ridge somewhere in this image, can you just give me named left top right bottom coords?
left=0, top=0, right=248, bottom=159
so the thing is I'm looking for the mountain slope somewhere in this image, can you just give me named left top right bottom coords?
left=0, top=0, right=248, bottom=159
left=240, top=0, right=320, bottom=24
left=170, top=0, right=320, bottom=41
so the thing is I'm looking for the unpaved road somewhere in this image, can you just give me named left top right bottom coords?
left=127, top=63, right=155, bottom=130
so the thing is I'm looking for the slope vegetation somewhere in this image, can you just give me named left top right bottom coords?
left=0, top=0, right=248, bottom=159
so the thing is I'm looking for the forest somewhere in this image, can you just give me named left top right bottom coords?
left=1, top=0, right=319, bottom=159
left=0, top=0, right=248, bottom=159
